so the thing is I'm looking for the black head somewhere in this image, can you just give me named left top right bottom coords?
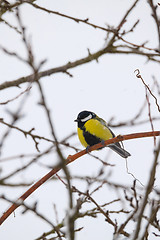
left=74, top=110, right=96, bottom=128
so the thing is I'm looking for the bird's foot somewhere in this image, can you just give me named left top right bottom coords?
left=86, top=146, right=90, bottom=153
left=100, top=140, right=105, bottom=147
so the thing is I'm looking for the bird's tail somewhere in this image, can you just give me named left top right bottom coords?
left=108, top=143, right=131, bottom=158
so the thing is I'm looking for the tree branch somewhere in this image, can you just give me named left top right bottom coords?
left=0, top=131, right=160, bottom=226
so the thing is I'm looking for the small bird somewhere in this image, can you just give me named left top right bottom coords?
left=75, top=110, right=131, bottom=158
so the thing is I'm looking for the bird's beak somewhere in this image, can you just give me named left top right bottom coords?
left=74, top=119, right=78, bottom=122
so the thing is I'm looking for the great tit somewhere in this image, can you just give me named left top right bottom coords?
left=75, top=110, right=131, bottom=158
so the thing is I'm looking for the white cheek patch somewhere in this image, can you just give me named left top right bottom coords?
left=81, top=114, right=92, bottom=122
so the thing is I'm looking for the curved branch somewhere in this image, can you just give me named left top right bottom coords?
left=0, top=131, right=160, bottom=226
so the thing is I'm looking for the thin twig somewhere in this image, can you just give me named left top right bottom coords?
left=134, top=69, right=160, bottom=112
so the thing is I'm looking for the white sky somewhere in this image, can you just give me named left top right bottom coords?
left=0, top=0, right=160, bottom=239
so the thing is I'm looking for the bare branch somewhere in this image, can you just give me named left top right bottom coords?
left=0, top=131, right=160, bottom=226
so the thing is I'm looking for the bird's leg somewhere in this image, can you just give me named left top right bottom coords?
left=100, top=140, right=105, bottom=147
left=86, top=146, right=90, bottom=153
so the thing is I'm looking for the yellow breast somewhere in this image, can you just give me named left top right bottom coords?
left=77, top=127, right=88, bottom=147
left=77, top=119, right=113, bottom=147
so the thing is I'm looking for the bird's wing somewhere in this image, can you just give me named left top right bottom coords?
left=97, top=117, right=115, bottom=137
left=97, top=116, right=130, bottom=156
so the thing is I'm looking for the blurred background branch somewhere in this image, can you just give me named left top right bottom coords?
left=0, top=0, right=160, bottom=239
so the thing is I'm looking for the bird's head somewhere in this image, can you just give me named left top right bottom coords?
left=74, top=110, right=96, bottom=127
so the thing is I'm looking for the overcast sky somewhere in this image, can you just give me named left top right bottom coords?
left=0, top=1, right=160, bottom=239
